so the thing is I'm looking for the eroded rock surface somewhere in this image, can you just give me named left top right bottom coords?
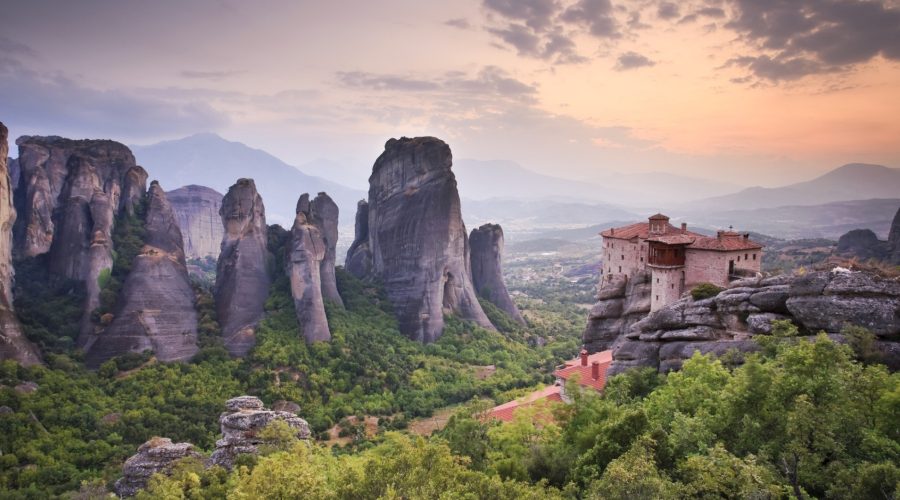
left=307, top=193, right=343, bottom=307
left=83, top=182, right=198, bottom=366
left=583, top=272, right=652, bottom=354
left=12, top=135, right=148, bottom=340
left=345, top=200, right=372, bottom=278
left=836, top=228, right=890, bottom=260
left=0, top=123, right=41, bottom=365
left=469, top=223, right=524, bottom=325
left=115, top=437, right=201, bottom=497
left=592, top=270, right=900, bottom=374
left=210, top=396, right=311, bottom=469
left=167, top=185, right=224, bottom=260
left=346, top=137, right=493, bottom=342
left=286, top=195, right=331, bottom=343
left=215, top=179, right=271, bottom=356
left=890, top=207, right=900, bottom=264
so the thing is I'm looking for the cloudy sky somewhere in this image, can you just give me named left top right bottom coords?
left=1, top=0, right=899, bottom=186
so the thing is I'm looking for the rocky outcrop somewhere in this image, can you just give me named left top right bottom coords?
left=890, top=207, right=900, bottom=264
left=286, top=195, right=331, bottom=343
left=0, top=123, right=41, bottom=366
left=836, top=229, right=890, bottom=260
left=345, top=200, right=372, bottom=278
left=593, top=270, right=900, bottom=375
left=167, top=185, right=224, bottom=260
left=346, top=137, right=493, bottom=342
left=215, top=179, right=271, bottom=357
left=306, top=193, right=343, bottom=307
left=469, top=224, right=524, bottom=325
left=210, top=396, right=311, bottom=469
left=115, top=437, right=201, bottom=497
left=12, top=136, right=148, bottom=339
left=83, top=182, right=198, bottom=367
left=583, top=272, right=652, bottom=354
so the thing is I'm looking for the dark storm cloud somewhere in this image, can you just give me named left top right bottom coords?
left=656, top=2, right=680, bottom=20
left=560, top=0, right=621, bottom=38
left=725, top=0, right=900, bottom=80
left=615, top=51, right=656, bottom=70
left=0, top=52, right=228, bottom=140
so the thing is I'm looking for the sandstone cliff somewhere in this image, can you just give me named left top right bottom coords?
left=83, top=182, right=199, bottom=366
left=346, top=137, right=494, bottom=342
left=0, top=123, right=41, bottom=366
left=582, top=271, right=652, bottom=354
left=345, top=200, right=372, bottom=278
left=115, top=437, right=201, bottom=497
left=890, top=207, right=900, bottom=264
left=167, top=185, right=224, bottom=260
left=12, top=136, right=148, bottom=339
left=215, top=179, right=271, bottom=356
left=586, top=270, right=900, bottom=375
left=286, top=194, right=331, bottom=343
left=210, top=396, right=311, bottom=469
left=836, top=228, right=891, bottom=260
left=469, top=224, right=525, bottom=325
left=307, top=193, right=343, bottom=307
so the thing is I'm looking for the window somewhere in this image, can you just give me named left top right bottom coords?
left=656, top=278, right=660, bottom=284
left=745, top=253, right=749, bottom=260
left=621, top=255, right=624, bottom=260
left=671, top=283, right=674, bottom=289
left=655, top=295, right=659, bottom=301
left=753, top=253, right=756, bottom=260
left=737, top=256, right=741, bottom=262
left=640, top=257, right=644, bottom=263
left=618, top=266, right=622, bottom=273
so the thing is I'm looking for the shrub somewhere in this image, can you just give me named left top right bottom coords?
left=691, top=283, right=724, bottom=300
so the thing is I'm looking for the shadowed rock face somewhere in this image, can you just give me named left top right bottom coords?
left=346, top=137, right=493, bottom=342
left=215, top=179, right=271, bottom=356
left=167, top=185, right=224, bottom=260
left=836, top=228, right=890, bottom=260
left=307, top=193, right=342, bottom=307
left=345, top=200, right=372, bottom=278
left=83, top=182, right=198, bottom=367
left=115, top=437, right=201, bottom=497
left=0, top=123, right=41, bottom=366
left=210, top=396, right=310, bottom=470
left=590, top=270, right=900, bottom=375
left=469, top=223, right=524, bottom=325
left=12, top=136, right=148, bottom=341
left=582, top=271, right=652, bottom=354
left=286, top=195, right=331, bottom=343
left=890, top=207, right=900, bottom=264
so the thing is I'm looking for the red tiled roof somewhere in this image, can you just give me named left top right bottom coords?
left=647, top=234, right=696, bottom=245
left=553, top=350, right=613, bottom=392
left=648, top=213, right=669, bottom=220
left=689, top=233, right=763, bottom=251
left=487, top=385, right=564, bottom=422
left=601, top=222, right=705, bottom=241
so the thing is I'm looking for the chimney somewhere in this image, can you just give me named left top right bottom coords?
left=591, top=361, right=601, bottom=380
left=717, top=230, right=724, bottom=240
left=743, top=233, right=749, bottom=240
left=610, top=227, right=615, bottom=235
left=681, top=222, right=687, bottom=234
left=580, top=350, right=588, bottom=366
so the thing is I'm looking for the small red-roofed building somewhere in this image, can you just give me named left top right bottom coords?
left=600, top=214, right=763, bottom=311
left=553, top=349, right=613, bottom=401
left=486, top=385, right=564, bottom=423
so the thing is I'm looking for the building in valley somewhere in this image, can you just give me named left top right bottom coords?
left=600, top=214, right=763, bottom=311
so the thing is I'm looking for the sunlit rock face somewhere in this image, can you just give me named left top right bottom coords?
left=346, top=137, right=493, bottom=342
left=0, top=122, right=41, bottom=366
left=215, top=179, right=271, bottom=357
left=469, top=223, right=525, bottom=325
left=12, top=135, right=148, bottom=341
left=83, top=182, right=198, bottom=367
left=286, top=193, right=331, bottom=343
left=167, top=185, right=224, bottom=260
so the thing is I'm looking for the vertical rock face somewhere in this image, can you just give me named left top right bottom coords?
left=836, top=228, right=891, bottom=260
left=215, top=179, right=271, bottom=356
left=0, top=123, right=41, bottom=366
left=346, top=137, right=493, bottom=342
left=582, top=271, right=652, bottom=354
left=210, top=396, right=311, bottom=470
left=83, top=182, right=199, bottom=367
left=469, top=224, right=525, bottom=325
left=166, top=185, right=224, bottom=260
left=286, top=194, right=331, bottom=343
left=345, top=200, right=372, bottom=278
left=890, top=207, right=900, bottom=264
left=308, top=193, right=343, bottom=307
left=115, top=437, right=201, bottom=498
left=12, top=136, right=148, bottom=338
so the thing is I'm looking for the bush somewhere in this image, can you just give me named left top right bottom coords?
left=690, top=283, right=724, bottom=300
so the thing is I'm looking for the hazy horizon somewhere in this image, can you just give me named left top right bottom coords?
left=2, top=0, right=899, bottom=188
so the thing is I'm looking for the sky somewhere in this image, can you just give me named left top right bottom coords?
left=1, top=0, right=899, bottom=187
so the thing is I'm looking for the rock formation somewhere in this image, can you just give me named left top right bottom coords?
left=210, top=396, right=311, bottom=469
left=836, top=228, right=890, bottom=260
left=583, top=271, right=652, bottom=354
left=83, top=182, right=199, bottom=366
left=469, top=224, right=525, bottom=325
left=286, top=195, right=331, bottom=343
left=588, top=270, right=900, bottom=375
left=345, top=200, right=372, bottom=278
left=890, top=207, right=900, bottom=264
left=306, top=193, right=343, bottom=307
left=167, top=185, right=224, bottom=260
left=346, top=137, right=493, bottom=342
left=115, top=437, right=201, bottom=497
left=215, top=179, right=271, bottom=356
left=12, top=136, right=148, bottom=338
left=0, top=123, right=41, bottom=366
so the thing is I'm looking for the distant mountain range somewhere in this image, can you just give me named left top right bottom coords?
left=132, top=133, right=365, bottom=226
left=686, top=163, right=900, bottom=211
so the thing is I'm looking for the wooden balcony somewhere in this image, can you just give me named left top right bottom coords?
left=648, top=242, right=686, bottom=267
